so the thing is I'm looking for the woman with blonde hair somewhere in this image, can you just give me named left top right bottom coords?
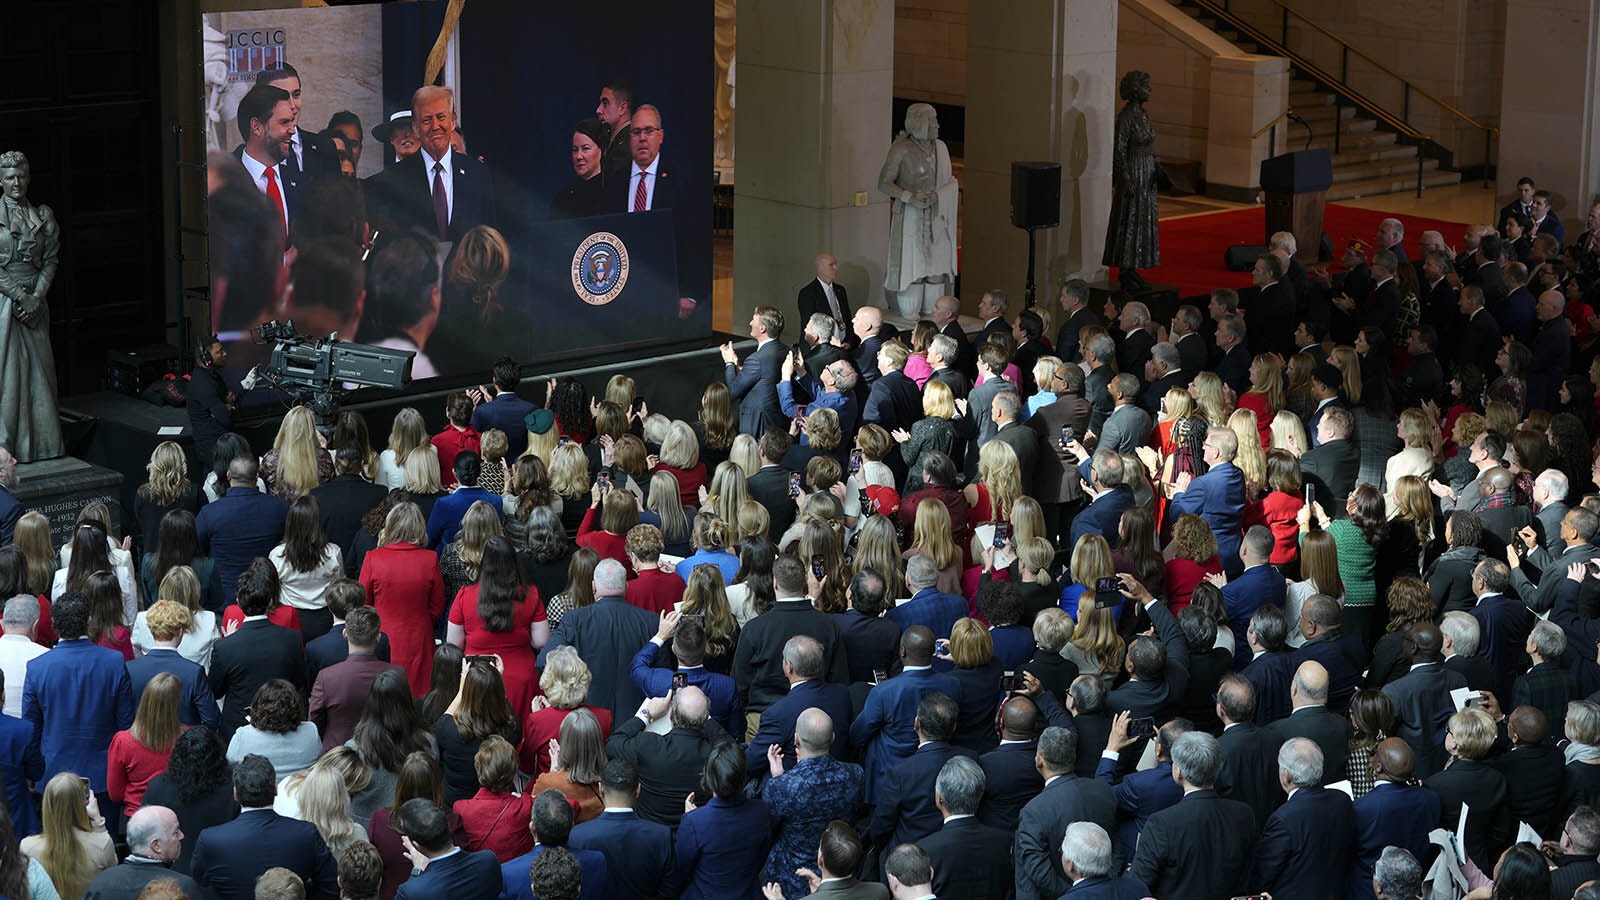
left=731, top=499, right=768, bottom=546
left=729, top=433, right=760, bottom=477
left=652, top=420, right=706, bottom=507
left=531, top=707, right=608, bottom=824
left=1027, top=355, right=1063, bottom=417
left=1268, top=409, right=1310, bottom=457
left=1059, top=533, right=1118, bottom=621
left=1189, top=371, right=1232, bottom=426
left=261, top=406, right=334, bottom=499
left=1064, top=596, right=1125, bottom=678
left=1164, top=513, right=1222, bottom=613
left=359, top=502, right=445, bottom=697
left=853, top=515, right=909, bottom=601
left=1330, top=346, right=1364, bottom=404
left=522, top=410, right=560, bottom=468
left=400, top=446, right=447, bottom=523
left=674, top=512, right=740, bottom=583
left=643, top=469, right=693, bottom=556
left=695, top=381, right=736, bottom=472
left=1384, top=408, right=1437, bottom=516
left=678, top=564, right=741, bottom=669
left=893, top=380, right=963, bottom=493
left=964, top=439, right=1021, bottom=527
left=1155, top=387, right=1195, bottom=456
left=604, top=374, right=636, bottom=412
left=134, top=441, right=201, bottom=552
left=21, top=772, right=116, bottom=900
left=1285, top=530, right=1343, bottom=648
left=107, top=672, right=183, bottom=816
left=377, top=407, right=430, bottom=489
left=288, top=765, right=367, bottom=856
left=547, top=440, right=592, bottom=536
left=1381, top=475, right=1435, bottom=586
left=1236, top=354, right=1284, bottom=448
left=906, top=499, right=963, bottom=596
left=1227, top=408, right=1267, bottom=498
left=440, top=500, right=504, bottom=606
left=13, top=510, right=57, bottom=595
left=132, top=580, right=218, bottom=669
left=700, top=459, right=749, bottom=519
left=1482, top=400, right=1518, bottom=444
left=521, top=646, right=614, bottom=775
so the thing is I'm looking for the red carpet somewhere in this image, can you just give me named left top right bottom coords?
left=1143, top=203, right=1474, bottom=297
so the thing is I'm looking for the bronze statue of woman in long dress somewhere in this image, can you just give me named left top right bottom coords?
left=1103, top=71, right=1160, bottom=292
left=0, top=150, right=65, bottom=462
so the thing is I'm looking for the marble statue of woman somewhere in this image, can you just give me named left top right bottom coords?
left=0, top=151, right=65, bottom=462
left=880, top=103, right=959, bottom=318
left=1103, top=71, right=1161, bottom=291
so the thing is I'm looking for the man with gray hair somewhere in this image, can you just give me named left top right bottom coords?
left=778, top=347, right=859, bottom=450
left=84, top=804, right=203, bottom=899
left=887, top=557, right=967, bottom=640
left=1129, top=732, right=1256, bottom=899
left=1510, top=505, right=1598, bottom=615
left=1111, top=300, right=1157, bottom=374
left=1067, top=449, right=1133, bottom=551
left=1529, top=287, right=1573, bottom=410
left=796, top=312, right=844, bottom=382
left=0, top=447, right=20, bottom=546
left=916, top=756, right=1013, bottom=900
left=1055, top=279, right=1098, bottom=364
left=926, top=332, right=970, bottom=400
left=1252, top=737, right=1354, bottom=900
left=1169, top=426, right=1247, bottom=576
left=977, top=289, right=1011, bottom=339
left=986, top=388, right=1038, bottom=490
left=746, top=636, right=852, bottom=774
left=1373, top=846, right=1423, bottom=899
left=0, top=594, right=45, bottom=716
left=1533, top=468, right=1573, bottom=556
left=1438, top=611, right=1493, bottom=691
left=1547, top=806, right=1600, bottom=898
left=1515, top=619, right=1577, bottom=733
left=1139, top=340, right=1188, bottom=414
left=1014, top=726, right=1117, bottom=900
left=798, top=251, right=852, bottom=337
left=1166, top=304, right=1208, bottom=374
left=931, top=294, right=977, bottom=380
left=1467, top=557, right=1533, bottom=704
left=1058, top=821, right=1151, bottom=898
left=1082, top=332, right=1117, bottom=434
left=539, top=557, right=658, bottom=721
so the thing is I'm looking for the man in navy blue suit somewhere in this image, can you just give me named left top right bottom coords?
left=1291, top=595, right=1365, bottom=715
left=1215, top=675, right=1285, bottom=832
left=1241, top=606, right=1298, bottom=725
left=978, top=696, right=1044, bottom=831
left=468, top=357, right=536, bottom=460
left=425, top=451, right=502, bottom=551
left=915, top=755, right=1013, bottom=900
left=1128, top=732, right=1258, bottom=900
left=366, top=85, right=496, bottom=244
left=21, top=592, right=133, bottom=794
left=191, top=754, right=338, bottom=900
left=1350, top=739, right=1439, bottom=899
left=392, top=797, right=500, bottom=900
left=1220, top=527, right=1288, bottom=669
left=195, top=455, right=288, bottom=607
left=126, top=600, right=218, bottom=729
left=1069, top=451, right=1134, bottom=551
left=1057, top=821, right=1153, bottom=900
left=1094, top=714, right=1186, bottom=865
left=631, top=614, right=741, bottom=734
left=1014, top=726, right=1118, bottom=900
left=499, top=790, right=609, bottom=900
left=1252, top=738, right=1355, bottom=900
left=886, top=556, right=968, bottom=639
left=868, top=692, right=976, bottom=850
left=1167, top=426, right=1247, bottom=576
left=568, top=759, right=675, bottom=900
left=746, top=635, right=852, bottom=774
left=851, top=628, right=962, bottom=801
left=303, top=579, right=391, bottom=686
left=722, top=307, right=789, bottom=438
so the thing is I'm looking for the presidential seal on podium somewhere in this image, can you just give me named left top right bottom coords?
left=571, top=231, right=629, bottom=306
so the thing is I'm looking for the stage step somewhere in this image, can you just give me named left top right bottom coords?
left=1331, top=155, right=1442, bottom=184
left=1327, top=169, right=1462, bottom=201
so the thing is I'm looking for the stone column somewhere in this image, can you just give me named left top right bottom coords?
left=1204, top=55, right=1290, bottom=202
left=1498, top=0, right=1600, bottom=233
left=963, top=0, right=1119, bottom=312
left=734, top=0, right=895, bottom=331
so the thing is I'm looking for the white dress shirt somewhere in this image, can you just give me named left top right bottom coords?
left=629, top=156, right=661, bottom=211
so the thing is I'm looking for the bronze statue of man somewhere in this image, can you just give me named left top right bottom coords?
left=0, top=150, right=65, bottom=462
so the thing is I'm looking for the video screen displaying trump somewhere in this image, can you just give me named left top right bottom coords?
left=203, top=0, right=714, bottom=385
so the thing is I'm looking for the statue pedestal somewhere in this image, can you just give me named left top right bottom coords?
left=13, top=457, right=125, bottom=549
left=1089, top=280, right=1182, bottom=323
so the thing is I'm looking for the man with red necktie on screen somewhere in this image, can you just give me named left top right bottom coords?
left=232, top=83, right=296, bottom=240
left=613, top=103, right=699, bottom=320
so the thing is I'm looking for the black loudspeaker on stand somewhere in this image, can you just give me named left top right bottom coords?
left=1011, top=161, right=1061, bottom=308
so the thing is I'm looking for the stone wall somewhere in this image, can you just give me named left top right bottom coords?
left=893, top=0, right=966, bottom=106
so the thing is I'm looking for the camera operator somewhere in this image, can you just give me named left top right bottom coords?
left=187, top=333, right=237, bottom=467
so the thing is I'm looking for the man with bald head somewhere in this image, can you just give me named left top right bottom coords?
left=1215, top=674, right=1281, bottom=830
left=798, top=252, right=853, bottom=338
left=85, top=804, right=204, bottom=898
left=977, top=696, right=1045, bottom=831
left=746, top=635, right=852, bottom=774
left=1267, top=661, right=1352, bottom=783
left=1381, top=622, right=1468, bottom=776
left=1496, top=705, right=1566, bottom=842
left=851, top=626, right=962, bottom=803
left=1351, top=738, right=1440, bottom=896
left=603, top=684, right=733, bottom=828
left=1476, top=466, right=1535, bottom=566
left=1291, top=594, right=1364, bottom=713
left=760, top=707, right=866, bottom=898
left=1530, top=288, right=1574, bottom=410
left=850, top=305, right=887, bottom=388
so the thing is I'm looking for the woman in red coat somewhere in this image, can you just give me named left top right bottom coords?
left=446, top=537, right=549, bottom=716
left=453, top=734, right=535, bottom=862
left=358, top=502, right=445, bottom=697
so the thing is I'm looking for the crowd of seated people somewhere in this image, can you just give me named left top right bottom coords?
left=10, top=190, right=1600, bottom=900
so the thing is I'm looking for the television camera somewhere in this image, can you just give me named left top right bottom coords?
left=241, top=321, right=414, bottom=423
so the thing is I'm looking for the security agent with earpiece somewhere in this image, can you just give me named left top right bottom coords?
left=187, top=333, right=237, bottom=468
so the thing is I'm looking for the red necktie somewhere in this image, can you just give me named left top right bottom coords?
left=431, top=162, right=449, bottom=240
left=633, top=170, right=648, bottom=212
left=263, top=166, right=285, bottom=231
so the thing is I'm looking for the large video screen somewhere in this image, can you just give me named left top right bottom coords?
left=203, top=0, right=713, bottom=386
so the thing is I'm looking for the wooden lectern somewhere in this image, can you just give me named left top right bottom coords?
left=1260, top=149, right=1333, bottom=262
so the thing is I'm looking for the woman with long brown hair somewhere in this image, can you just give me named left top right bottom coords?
left=695, top=382, right=736, bottom=473
left=270, top=494, right=344, bottom=641
left=367, top=751, right=464, bottom=900
left=21, top=772, right=116, bottom=900
left=676, top=564, right=740, bottom=672
left=446, top=536, right=548, bottom=716
left=1300, top=482, right=1386, bottom=642
left=440, top=500, right=505, bottom=612
left=139, top=508, right=223, bottom=615
left=546, top=546, right=599, bottom=628
left=84, top=569, right=133, bottom=660
left=501, top=455, right=561, bottom=553
left=434, top=657, right=521, bottom=804
left=107, top=672, right=184, bottom=817
left=52, top=521, right=136, bottom=622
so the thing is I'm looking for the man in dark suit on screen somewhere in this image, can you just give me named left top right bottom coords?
left=257, top=64, right=340, bottom=184
left=722, top=306, right=788, bottom=437
left=366, top=85, right=496, bottom=244
left=232, top=83, right=299, bottom=237
left=611, top=104, right=677, bottom=215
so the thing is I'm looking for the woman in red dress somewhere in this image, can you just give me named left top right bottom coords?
left=358, top=502, right=445, bottom=698
left=1164, top=513, right=1223, bottom=614
left=446, top=537, right=549, bottom=716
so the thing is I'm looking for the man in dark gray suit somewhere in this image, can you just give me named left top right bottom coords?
left=1215, top=675, right=1283, bottom=831
left=1014, top=727, right=1117, bottom=900
left=964, top=343, right=1018, bottom=476
left=986, top=391, right=1038, bottom=494
left=722, top=305, right=788, bottom=437
left=1266, top=661, right=1351, bottom=784
left=1532, top=469, right=1573, bottom=556
left=1092, top=373, right=1152, bottom=458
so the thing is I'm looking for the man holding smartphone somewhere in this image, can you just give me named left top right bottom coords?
left=628, top=611, right=740, bottom=733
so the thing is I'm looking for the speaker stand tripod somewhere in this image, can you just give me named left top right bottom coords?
left=1024, top=226, right=1039, bottom=310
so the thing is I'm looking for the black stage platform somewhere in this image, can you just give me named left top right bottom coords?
left=61, top=333, right=753, bottom=544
